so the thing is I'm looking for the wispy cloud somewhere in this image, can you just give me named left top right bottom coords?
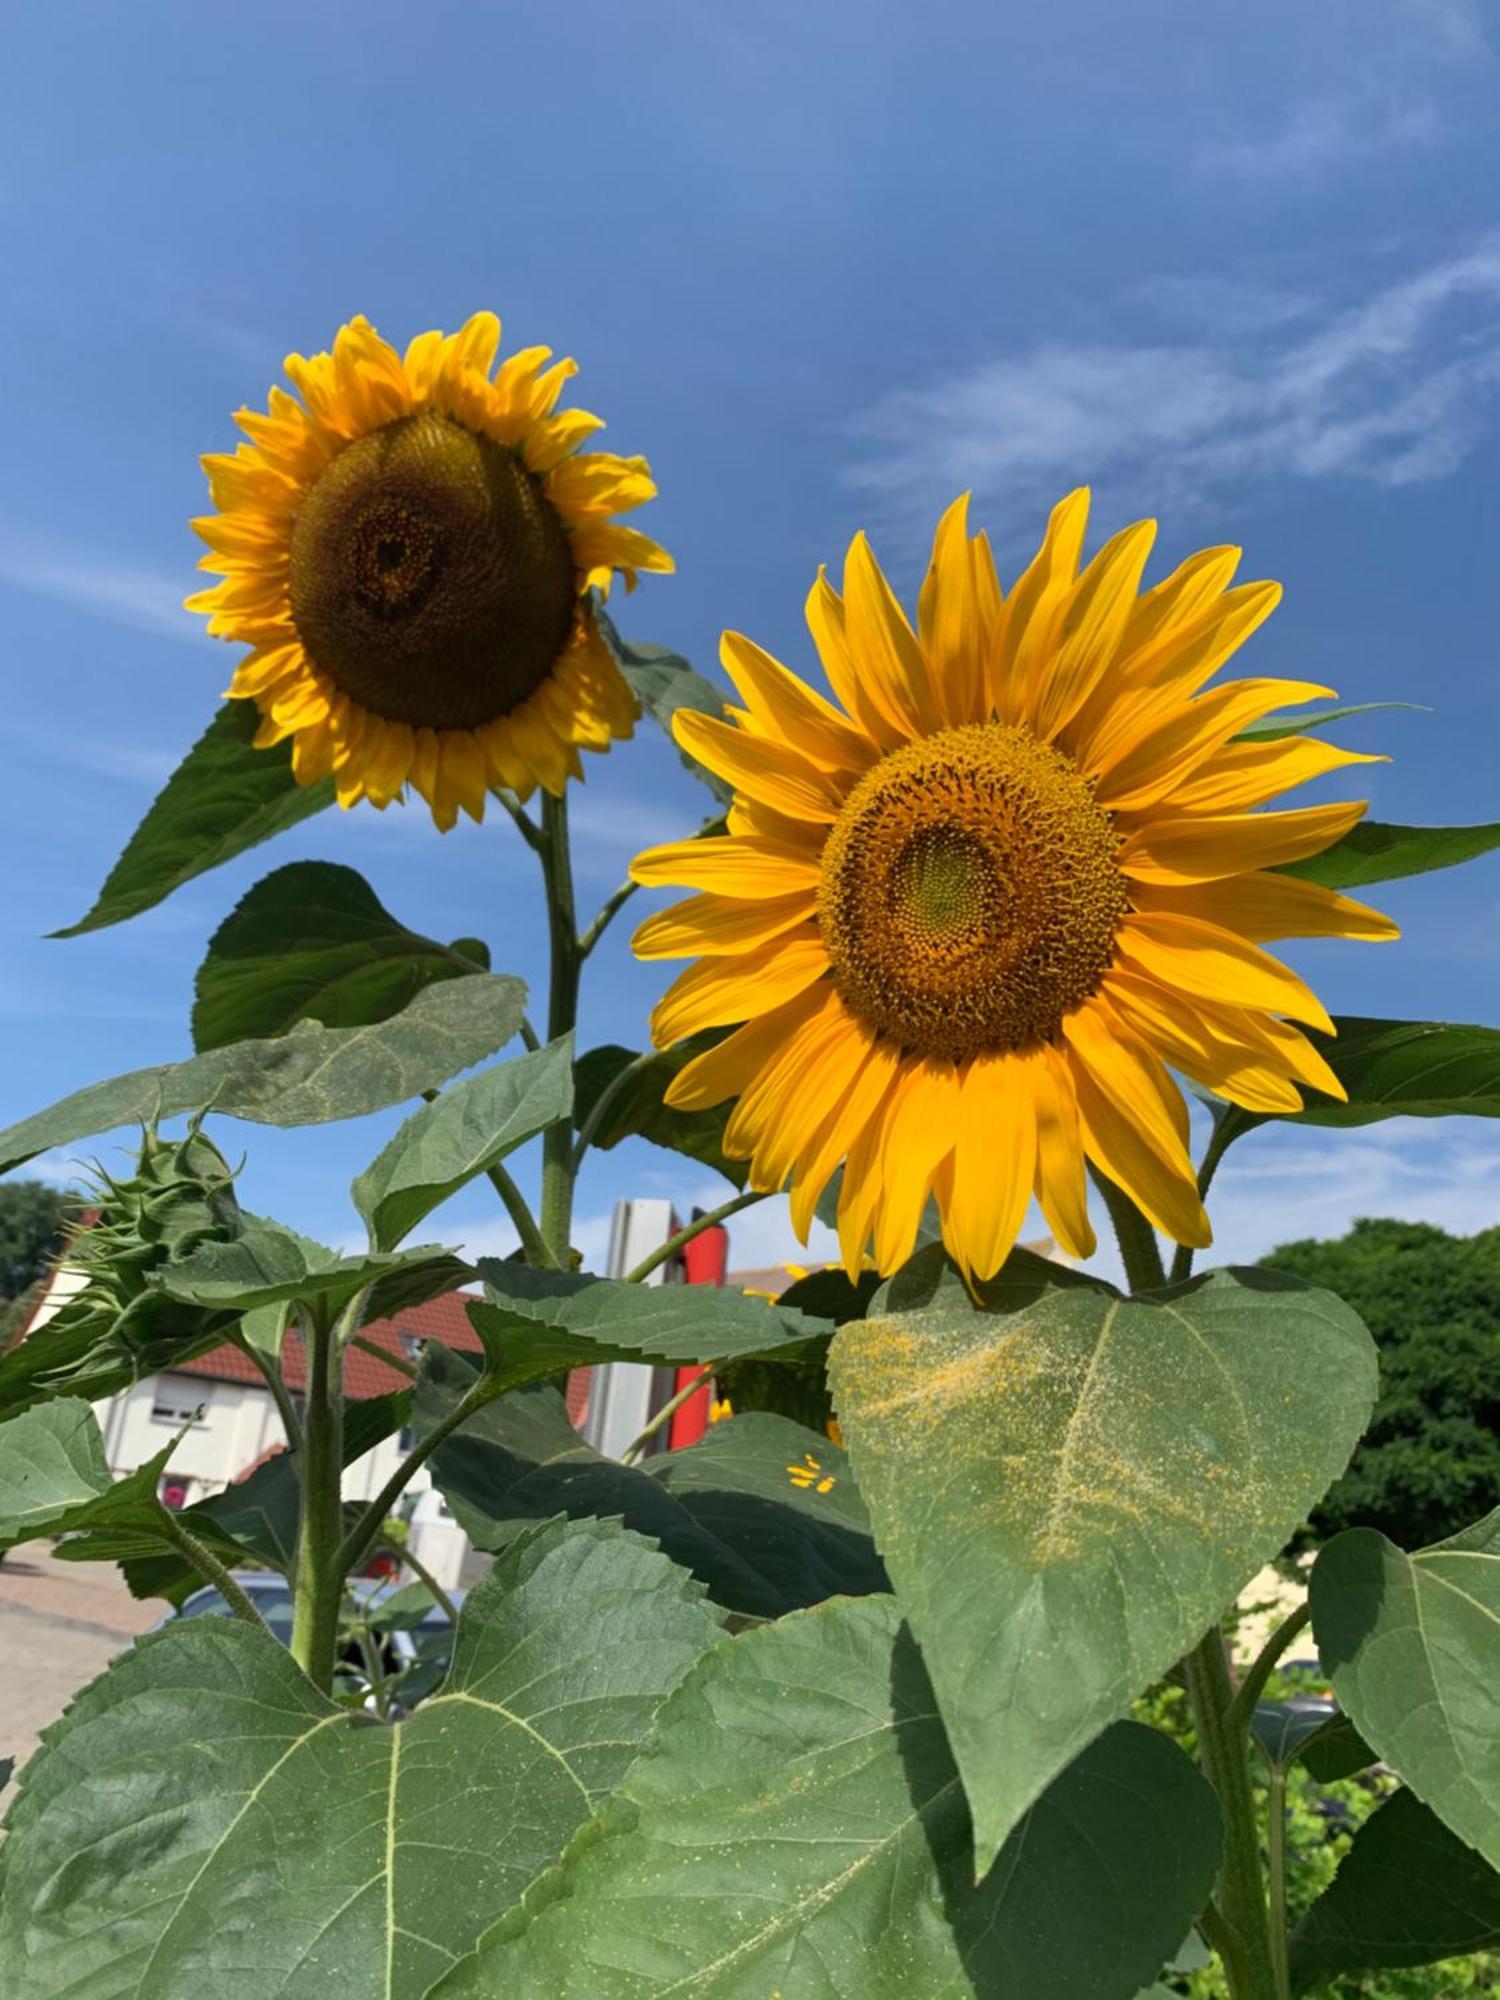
left=0, top=534, right=201, bottom=645
left=847, top=236, right=1500, bottom=530
left=1200, top=95, right=1443, bottom=184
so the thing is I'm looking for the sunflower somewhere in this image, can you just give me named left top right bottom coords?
left=188, top=313, right=671, bottom=829
left=631, top=492, right=1397, bottom=1279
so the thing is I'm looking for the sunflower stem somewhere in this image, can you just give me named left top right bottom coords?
left=622, top=1190, right=769, bottom=1284
left=537, top=789, right=581, bottom=1264
left=572, top=1046, right=660, bottom=1173
left=1091, top=1168, right=1167, bottom=1292
left=289, top=1301, right=346, bottom=1693
left=579, top=875, right=640, bottom=959
left=1170, top=1106, right=1235, bottom=1285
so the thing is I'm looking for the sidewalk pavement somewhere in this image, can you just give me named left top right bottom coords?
left=0, top=1542, right=160, bottom=1802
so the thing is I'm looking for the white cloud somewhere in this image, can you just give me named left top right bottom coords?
left=847, top=236, right=1500, bottom=530
left=0, top=535, right=203, bottom=644
left=1200, top=95, right=1443, bottom=183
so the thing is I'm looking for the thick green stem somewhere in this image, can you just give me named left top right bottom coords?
left=1183, top=1627, right=1281, bottom=2000
left=623, top=1190, right=769, bottom=1285
left=1230, top=1601, right=1312, bottom=1732
left=538, top=789, right=581, bottom=1263
left=153, top=1507, right=269, bottom=1628
left=289, top=1308, right=346, bottom=1691
left=1092, top=1168, right=1167, bottom=1292
left=487, top=1158, right=555, bottom=1267
left=1267, top=1766, right=1291, bottom=2000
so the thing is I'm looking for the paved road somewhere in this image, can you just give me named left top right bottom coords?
left=1, top=1542, right=159, bottom=1803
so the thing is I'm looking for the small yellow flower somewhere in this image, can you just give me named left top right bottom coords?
left=188, top=312, right=671, bottom=830
left=709, top=1396, right=734, bottom=1424
left=825, top=1418, right=844, bottom=1447
left=787, top=1452, right=836, bottom=1495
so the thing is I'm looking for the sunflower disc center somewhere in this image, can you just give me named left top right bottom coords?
left=817, top=722, right=1127, bottom=1062
left=289, top=409, right=577, bottom=731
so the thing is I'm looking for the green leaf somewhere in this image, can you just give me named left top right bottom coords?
left=0, top=1400, right=171, bottom=1551
left=1217, top=1017, right=1500, bottom=1156
left=1289, top=1788, right=1500, bottom=1991
left=425, top=1371, right=885, bottom=1617
left=435, top=1596, right=1221, bottom=2000
left=829, top=1260, right=1377, bottom=1870
left=1297, top=1712, right=1379, bottom=1783
left=471, top=1260, right=830, bottom=1380
left=355, top=1036, right=574, bottom=1250
left=153, top=1214, right=471, bottom=1318
left=1311, top=1510, right=1500, bottom=1868
left=192, top=860, right=494, bottom=1051
left=0, top=974, right=527, bottom=1174
left=53, top=699, right=334, bottom=937
left=574, top=1039, right=747, bottom=1189
left=594, top=602, right=734, bottom=806
left=0, top=1516, right=722, bottom=2000
left=1238, top=700, right=1425, bottom=743
left=1279, top=820, right=1500, bottom=889
left=1251, top=1700, right=1340, bottom=1771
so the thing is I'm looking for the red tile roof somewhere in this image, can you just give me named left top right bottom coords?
left=175, top=1290, right=488, bottom=1399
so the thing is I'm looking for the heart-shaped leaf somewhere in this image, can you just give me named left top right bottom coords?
left=53, top=699, right=335, bottom=938
left=354, top=1037, right=574, bottom=1249
left=0, top=974, right=527, bottom=1174
left=0, top=1516, right=722, bottom=2000
left=0, top=1400, right=172, bottom=1551
left=192, top=860, right=493, bottom=1051
left=1279, top=820, right=1500, bottom=890
left=1289, top=1788, right=1500, bottom=1991
left=433, top=1596, right=1220, bottom=2000
left=830, top=1261, right=1377, bottom=1870
left=1311, top=1510, right=1500, bottom=1868
left=153, top=1215, right=470, bottom=1318
left=425, top=1370, right=885, bottom=1617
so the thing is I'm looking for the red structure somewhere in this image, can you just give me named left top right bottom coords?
left=669, top=1219, right=729, bottom=1449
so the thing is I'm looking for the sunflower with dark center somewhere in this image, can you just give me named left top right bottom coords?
left=188, top=313, right=671, bottom=829
left=630, top=492, right=1398, bottom=1280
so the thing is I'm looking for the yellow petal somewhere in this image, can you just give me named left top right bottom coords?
left=789, top=1028, right=901, bottom=1242
left=870, top=1059, right=962, bottom=1273
left=672, top=711, right=844, bottom=822
left=1115, top=912, right=1335, bottom=1032
left=1118, top=800, right=1367, bottom=884
left=632, top=893, right=817, bottom=961
left=719, top=631, right=873, bottom=775
left=1031, top=518, right=1157, bottom=742
left=1064, top=999, right=1209, bottom=1247
left=631, top=832, right=823, bottom=898
left=664, top=987, right=829, bottom=1112
left=843, top=531, right=943, bottom=739
left=650, top=939, right=830, bottom=1046
left=1092, top=678, right=1336, bottom=811
left=917, top=495, right=985, bottom=725
left=805, top=568, right=906, bottom=751
left=837, top=1071, right=906, bottom=1277
left=1030, top=1042, right=1096, bottom=1260
left=944, top=1055, right=1036, bottom=1279
left=1102, top=971, right=1305, bottom=1115
left=993, top=487, right=1090, bottom=725
left=1129, top=871, right=1398, bottom=944
left=1168, top=736, right=1386, bottom=813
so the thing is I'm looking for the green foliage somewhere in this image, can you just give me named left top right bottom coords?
left=1280, top=822, right=1500, bottom=891
left=0, top=1399, right=172, bottom=1550
left=1259, top=1219, right=1500, bottom=1551
left=573, top=1036, right=748, bottom=1188
left=423, top=1363, right=886, bottom=1617
left=54, top=697, right=334, bottom=937
left=0, top=1517, right=722, bottom=2000
left=0, top=1178, right=73, bottom=1301
left=829, top=1252, right=1378, bottom=1871
left=594, top=600, right=733, bottom=806
left=438, top=1596, right=1221, bottom=2000
left=192, top=860, right=494, bottom=1050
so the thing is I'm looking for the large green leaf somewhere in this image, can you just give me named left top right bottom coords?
left=829, top=1259, right=1377, bottom=1871
left=594, top=603, right=733, bottom=806
left=435, top=1596, right=1221, bottom=2000
left=54, top=699, right=335, bottom=938
left=470, top=1260, right=831, bottom=1379
left=1289, top=1788, right=1500, bottom=1991
left=192, top=860, right=493, bottom=1051
left=0, top=1516, right=722, bottom=2000
left=1238, top=701, right=1423, bottom=743
left=574, top=1038, right=746, bottom=1189
left=60, top=1394, right=410, bottom=1604
left=1311, top=1510, right=1500, bottom=1868
left=354, top=1037, right=574, bottom=1250
left=1279, top=820, right=1500, bottom=890
left=0, top=1400, right=172, bottom=1551
left=1218, top=1017, right=1500, bottom=1154
left=424, top=1367, right=885, bottom=1617
left=153, top=1214, right=470, bottom=1318
left=0, top=974, right=526, bottom=1174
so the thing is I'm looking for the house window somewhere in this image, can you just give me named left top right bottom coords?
left=397, top=1426, right=416, bottom=1452
left=151, top=1382, right=207, bottom=1426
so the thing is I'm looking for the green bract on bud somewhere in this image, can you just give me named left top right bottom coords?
left=43, top=1117, right=242, bottom=1390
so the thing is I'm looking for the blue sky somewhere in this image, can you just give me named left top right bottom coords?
left=3, top=0, right=1499, bottom=1282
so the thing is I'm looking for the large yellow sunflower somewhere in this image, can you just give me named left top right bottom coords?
left=631, top=492, right=1397, bottom=1279
left=188, top=313, right=671, bottom=829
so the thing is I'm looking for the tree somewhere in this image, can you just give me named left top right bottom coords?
left=0, top=1177, right=72, bottom=1301
left=1260, top=1217, right=1500, bottom=1550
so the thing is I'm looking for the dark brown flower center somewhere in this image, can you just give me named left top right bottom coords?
left=817, top=723, right=1127, bottom=1062
left=288, top=409, right=577, bottom=730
